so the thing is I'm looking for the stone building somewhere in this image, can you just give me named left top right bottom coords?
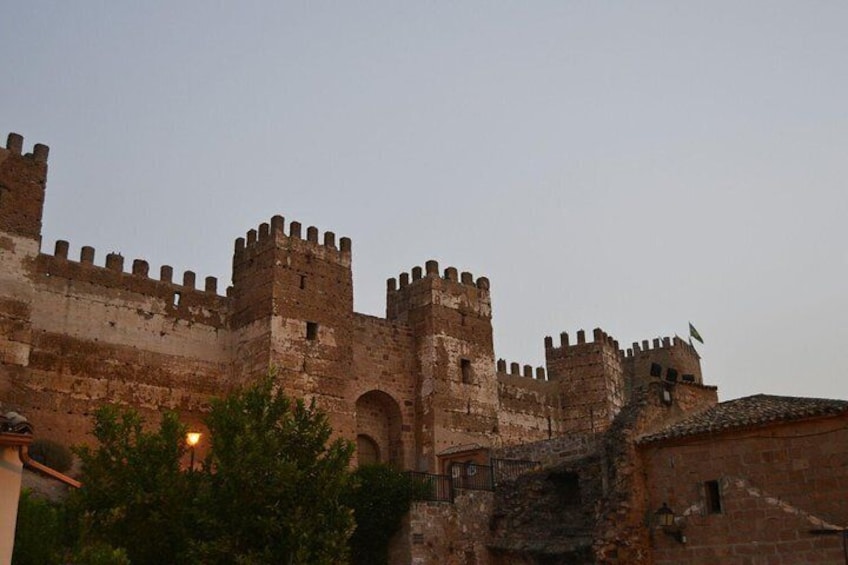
left=3, top=132, right=847, bottom=564
left=0, top=132, right=700, bottom=472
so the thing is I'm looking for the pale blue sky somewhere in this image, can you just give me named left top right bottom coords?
left=3, top=2, right=847, bottom=401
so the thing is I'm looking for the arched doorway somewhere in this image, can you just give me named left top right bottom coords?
left=355, top=390, right=403, bottom=467
left=356, top=434, right=380, bottom=465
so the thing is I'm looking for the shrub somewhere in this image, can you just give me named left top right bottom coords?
left=346, top=464, right=429, bottom=565
left=13, top=490, right=63, bottom=565
left=28, top=439, right=73, bottom=472
left=72, top=543, right=131, bottom=565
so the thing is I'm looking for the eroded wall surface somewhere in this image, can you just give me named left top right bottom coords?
left=643, top=416, right=848, bottom=565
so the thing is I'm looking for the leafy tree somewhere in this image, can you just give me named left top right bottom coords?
left=34, top=377, right=370, bottom=564
left=346, top=464, right=429, bottom=565
left=13, top=490, right=63, bottom=565
left=28, top=439, right=73, bottom=472
left=68, top=406, right=195, bottom=564
left=189, top=377, right=355, bottom=564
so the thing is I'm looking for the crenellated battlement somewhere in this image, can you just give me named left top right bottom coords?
left=623, top=334, right=702, bottom=385
left=544, top=327, right=623, bottom=360
left=624, top=335, right=699, bottom=359
left=385, top=259, right=492, bottom=322
left=1, top=132, right=50, bottom=240
left=386, top=259, right=490, bottom=292
left=496, top=358, right=547, bottom=381
left=2, top=132, right=50, bottom=163
left=232, top=214, right=352, bottom=270
left=36, top=239, right=229, bottom=327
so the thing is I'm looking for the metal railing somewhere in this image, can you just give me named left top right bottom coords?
left=406, top=458, right=539, bottom=503
left=450, top=462, right=494, bottom=491
left=406, top=471, right=453, bottom=502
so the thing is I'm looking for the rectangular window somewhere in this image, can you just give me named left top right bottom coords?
left=306, top=321, right=318, bottom=341
left=705, top=480, right=722, bottom=514
left=461, top=359, right=472, bottom=384
left=299, top=275, right=306, bottom=289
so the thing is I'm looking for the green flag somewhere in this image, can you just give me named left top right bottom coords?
left=689, top=322, right=704, bottom=344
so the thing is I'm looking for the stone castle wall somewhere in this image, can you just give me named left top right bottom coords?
left=0, top=132, right=704, bottom=473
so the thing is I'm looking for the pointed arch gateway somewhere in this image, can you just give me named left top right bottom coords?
left=355, top=390, right=403, bottom=467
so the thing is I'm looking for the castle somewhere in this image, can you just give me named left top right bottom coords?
left=0, top=132, right=702, bottom=471
left=6, top=133, right=848, bottom=564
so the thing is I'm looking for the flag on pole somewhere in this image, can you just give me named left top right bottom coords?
left=689, top=322, right=704, bottom=344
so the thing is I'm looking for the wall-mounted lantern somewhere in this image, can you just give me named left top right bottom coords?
left=655, top=502, right=686, bottom=543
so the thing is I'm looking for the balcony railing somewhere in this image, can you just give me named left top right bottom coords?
left=406, top=457, right=538, bottom=503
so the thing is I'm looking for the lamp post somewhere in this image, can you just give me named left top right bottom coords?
left=186, top=432, right=201, bottom=471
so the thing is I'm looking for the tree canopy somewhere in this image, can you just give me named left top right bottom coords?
left=191, top=378, right=355, bottom=564
left=19, top=376, right=424, bottom=564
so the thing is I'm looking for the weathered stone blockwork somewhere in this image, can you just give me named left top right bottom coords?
left=1, top=132, right=697, bottom=471
left=5, top=132, right=847, bottom=565
left=642, top=412, right=848, bottom=564
left=6, top=131, right=783, bottom=565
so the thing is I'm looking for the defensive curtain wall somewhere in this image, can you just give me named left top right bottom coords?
left=0, top=132, right=703, bottom=472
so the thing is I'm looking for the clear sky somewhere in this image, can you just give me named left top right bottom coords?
left=3, top=2, right=847, bottom=401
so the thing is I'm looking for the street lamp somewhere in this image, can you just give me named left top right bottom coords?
left=186, top=432, right=201, bottom=471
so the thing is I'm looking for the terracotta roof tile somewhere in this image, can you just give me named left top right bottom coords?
left=639, top=394, right=848, bottom=444
left=0, top=411, right=33, bottom=434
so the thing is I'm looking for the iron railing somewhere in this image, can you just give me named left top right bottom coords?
left=491, top=458, right=538, bottom=486
left=449, top=461, right=494, bottom=491
left=406, top=458, right=538, bottom=503
left=406, top=471, right=453, bottom=502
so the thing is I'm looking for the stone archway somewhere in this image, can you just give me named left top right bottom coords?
left=355, top=390, right=403, bottom=467
left=356, top=434, right=380, bottom=465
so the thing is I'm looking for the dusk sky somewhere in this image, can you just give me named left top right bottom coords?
left=3, top=2, right=846, bottom=401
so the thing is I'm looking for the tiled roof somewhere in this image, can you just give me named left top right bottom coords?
left=639, top=394, right=848, bottom=444
left=438, top=443, right=486, bottom=456
left=0, top=411, right=33, bottom=434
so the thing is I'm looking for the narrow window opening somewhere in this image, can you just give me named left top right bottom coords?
left=705, top=480, right=722, bottom=514
left=173, top=292, right=181, bottom=307
left=461, top=313, right=467, bottom=326
left=306, top=321, right=318, bottom=341
left=650, top=363, right=662, bottom=377
left=299, top=275, right=306, bottom=289
left=461, top=359, right=472, bottom=384
left=549, top=471, right=581, bottom=505
left=661, top=385, right=673, bottom=405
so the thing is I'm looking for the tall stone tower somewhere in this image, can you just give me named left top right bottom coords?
left=544, top=328, right=626, bottom=435
left=230, top=216, right=356, bottom=435
left=387, top=261, right=497, bottom=471
left=0, top=133, right=49, bottom=398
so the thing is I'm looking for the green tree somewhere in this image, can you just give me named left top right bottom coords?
left=346, top=464, right=429, bottom=565
left=13, top=490, right=63, bottom=565
left=190, top=377, right=355, bottom=564
left=68, top=406, right=195, bottom=564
